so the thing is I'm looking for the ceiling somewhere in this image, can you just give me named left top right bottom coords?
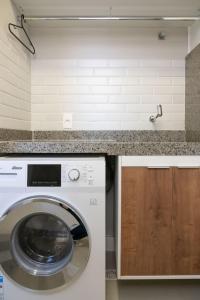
left=12, top=0, right=200, bottom=17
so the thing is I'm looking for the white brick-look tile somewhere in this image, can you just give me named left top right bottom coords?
left=31, top=58, right=185, bottom=131
left=109, top=95, right=140, bottom=104
left=140, top=59, right=172, bottom=67
left=31, top=27, right=187, bottom=131
left=140, top=95, right=172, bottom=104
left=0, top=28, right=31, bottom=130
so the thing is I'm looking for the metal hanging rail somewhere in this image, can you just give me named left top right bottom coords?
left=24, top=16, right=200, bottom=21
left=9, top=14, right=199, bottom=55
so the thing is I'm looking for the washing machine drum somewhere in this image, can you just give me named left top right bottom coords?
left=0, top=197, right=90, bottom=291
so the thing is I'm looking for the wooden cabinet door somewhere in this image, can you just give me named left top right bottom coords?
left=172, top=168, right=200, bottom=275
left=121, top=167, right=173, bottom=276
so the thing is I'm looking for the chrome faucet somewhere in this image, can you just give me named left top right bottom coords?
left=149, top=104, right=163, bottom=122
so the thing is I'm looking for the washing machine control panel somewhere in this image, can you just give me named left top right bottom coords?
left=62, top=163, right=97, bottom=186
left=0, top=158, right=105, bottom=188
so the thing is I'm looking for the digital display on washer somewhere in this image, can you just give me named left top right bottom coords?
left=28, top=164, right=61, bottom=186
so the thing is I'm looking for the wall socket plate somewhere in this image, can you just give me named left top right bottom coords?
left=63, top=113, right=73, bottom=130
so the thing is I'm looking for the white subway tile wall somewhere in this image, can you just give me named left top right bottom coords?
left=30, top=24, right=187, bottom=131
left=32, top=58, right=185, bottom=130
left=0, top=29, right=31, bottom=130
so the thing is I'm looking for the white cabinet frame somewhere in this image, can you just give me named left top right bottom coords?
left=117, top=156, right=200, bottom=280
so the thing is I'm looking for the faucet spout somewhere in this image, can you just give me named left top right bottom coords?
left=149, top=104, right=163, bottom=122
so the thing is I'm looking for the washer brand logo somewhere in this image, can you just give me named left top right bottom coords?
left=90, top=198, right=98, bottom=206
left=12, top=166, right=23, bottom=170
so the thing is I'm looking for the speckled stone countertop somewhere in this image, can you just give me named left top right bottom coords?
left=0, top=140, right=200, bottom=155
left=0, top=130, right=200, bottom=156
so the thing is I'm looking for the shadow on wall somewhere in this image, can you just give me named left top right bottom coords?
left=107, top=280, right=200, bottom=300
left=186, top=43, right=200, bottom=142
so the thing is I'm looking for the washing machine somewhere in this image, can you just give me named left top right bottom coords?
left=0, top=156, right=105, bottom=300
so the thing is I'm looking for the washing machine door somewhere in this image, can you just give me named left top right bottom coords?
left=0, top=196, right=90, bottom=291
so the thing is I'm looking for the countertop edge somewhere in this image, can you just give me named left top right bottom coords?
left=0, top=141, right=200, bottom=156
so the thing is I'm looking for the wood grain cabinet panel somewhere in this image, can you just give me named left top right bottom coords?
left=121, top=167, right=173, bottom=276
left=172, top=168, right=200, bottom=275
left=121, top=167, right=200, bottom=277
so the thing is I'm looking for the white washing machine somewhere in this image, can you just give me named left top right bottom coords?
left=0, top=156, right=105, bottom=300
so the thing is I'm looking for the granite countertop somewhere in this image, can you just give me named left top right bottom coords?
left=0, top=130, right=200, bottom=156
left=1, top=140, right=200, bottom=155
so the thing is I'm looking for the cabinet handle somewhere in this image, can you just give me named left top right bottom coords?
left=176, top=166, right=200, bottom=169
left=147, top=166, right=170, bottom=169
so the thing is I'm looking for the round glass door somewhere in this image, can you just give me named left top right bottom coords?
left=11, top=213, right=74, bottom=276
left=0, top=197, right=90, bottom=291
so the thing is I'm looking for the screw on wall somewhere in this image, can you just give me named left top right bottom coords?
left=158, top=32, right=166, bottom=40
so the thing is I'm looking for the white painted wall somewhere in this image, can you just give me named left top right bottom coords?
left=31, top=26, right=187, bottom=131
left=0, top=0, right=31, bottom=130
left=12, top=0, right=200, bottom=19
left=188, top=21, right=200, bottom=52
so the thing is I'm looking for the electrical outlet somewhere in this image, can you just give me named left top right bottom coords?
left=63, top=113, right=73, bottom=130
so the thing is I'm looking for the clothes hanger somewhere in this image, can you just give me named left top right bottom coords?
left=8, top=14, right=35, bottom=55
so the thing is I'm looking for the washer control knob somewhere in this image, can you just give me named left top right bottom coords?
left=68, top=169, right=80, bottom=181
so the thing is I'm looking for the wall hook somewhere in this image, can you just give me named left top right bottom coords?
left=149, top=104, right=163, bottom=122
left=8, top=14, right=35, bottom=55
